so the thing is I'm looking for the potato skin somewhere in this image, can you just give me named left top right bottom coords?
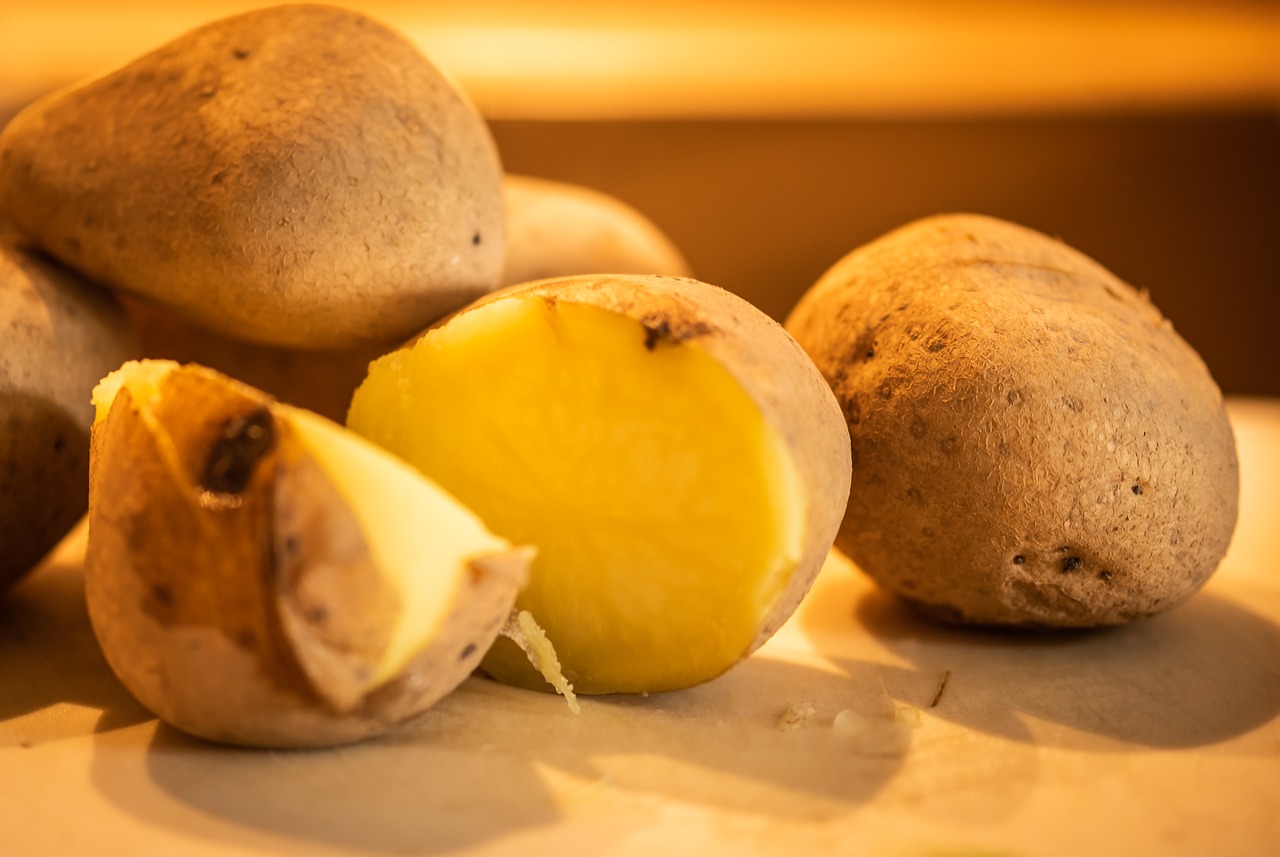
left=0, top=239, right=134, bottom=590
left=86, top=366, right=521, bottom=748
left=0, top=5, right=504, bottom=349
left=786, top=214, right=1239, bottom=626
left=503, top=175, right=691, bottom=286
left=454, top=274, right=852, bottom=651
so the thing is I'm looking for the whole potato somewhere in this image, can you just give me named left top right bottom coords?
left=1, top=238, right=134, bottom=590
left=0, top=5, right=503, bottom=349
left=503, top=175, right=691, bottom=285
left=786, top=214, right=1238, bottom=627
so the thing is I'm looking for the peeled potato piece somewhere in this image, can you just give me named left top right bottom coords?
left=348, top=275, right=850, bottom=695
left=86, top=361, right=531, bottom=748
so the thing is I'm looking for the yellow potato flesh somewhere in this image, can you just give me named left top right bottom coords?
left=348, top=298, right=804, bottom=693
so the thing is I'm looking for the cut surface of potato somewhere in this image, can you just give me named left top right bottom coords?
left=86, top=361, right=529, bottom=747
left=348, top=276, right=848, bottom=695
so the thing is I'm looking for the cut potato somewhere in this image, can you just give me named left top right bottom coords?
left=348, top=275, right=850, bottom=694
left=86, top=361, right=531, bottom=748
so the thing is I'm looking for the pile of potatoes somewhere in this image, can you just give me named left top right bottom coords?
left=0, top=4, right=1238, bottom=748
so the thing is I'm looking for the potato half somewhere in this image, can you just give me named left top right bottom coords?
left=786, top=214, right=1239, bottom=627
left=1, top=238, right=134, bottom=591
left=0, top=5, right=504, bottom=349
left=347, top=274, right=850, bottom=694
left=86, top=361, right=531, bottom=748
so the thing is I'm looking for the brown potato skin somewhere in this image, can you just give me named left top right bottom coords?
left=502, top=175, right=691, bottom=286
left=786, top=214, right=1239, bottom=627
left=456, top=275, right=851, bottom=661
left=86, top=366, right=521, bottom=748
left=1, top=239, right=134, bottom=591
left=0, top=5, right=504, bottom=349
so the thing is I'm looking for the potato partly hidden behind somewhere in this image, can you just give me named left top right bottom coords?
left=0, top=4, right=504, bottom=349
left=86, top=361, right=532, bottom=748
left=348, top=274, right=851, bottom=694
left=786, top=213, right=1239, bottom=627
left=503, top=175, right=691, bottom=285
left=1, top=237, right=134, bottom=591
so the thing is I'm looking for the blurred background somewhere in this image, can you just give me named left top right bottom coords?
left=3, top=1, right=1278, bottom=393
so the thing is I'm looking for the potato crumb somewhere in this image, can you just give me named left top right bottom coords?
left=501, top=610, right=580, bottom=714
left=777, top=701, right=816, bottom=731
left=831, top=708, right=869, bottom=737
left=895, top=705, right=922, bottom=728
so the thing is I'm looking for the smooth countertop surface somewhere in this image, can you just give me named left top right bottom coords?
left=2, top=397, right=1278, bottom=856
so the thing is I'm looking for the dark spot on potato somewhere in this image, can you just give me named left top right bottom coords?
left=941, top=436, right=957, bottom=454
left=1098, top=570, right=1113, bottom=581
left=1062, top=395, right=1084, bottom=413
left=472, top=232, right=482, bottom=246
left=211, top=169, right=228, bottom=185
left=459, top=643, right=477, bottom=661
left=842, top=396, right=861, bottom=425
left=235, top=629, right=255, bottom=647
left=151, top=584, right=174, bottom=606
left=909, top=417, right=926, bottom=438
left=925, top=335, right=947, bottom=353
left=1058, top=546, right=1070, bottom=553
left=1012, top=555, right=1025, bottom=565
left=641, top=315, right=711, bottom=351
left=865, top=346, right=875, bottom=358
left=283, top=535, right=300, bottom=555
left=1062, top=556, right=1083, bottom=573
left=906, top=487, right=922, bottom=504
left=1132, top=484, right=1143, bottom=495
left=1006, top=389, right=1023, bottom=406
left=233, top=48, right=251, bottom=59
left=200, top=408, right=275, bottom=496
left=52, top=434, right=65, bottom=452
left=1169, top=531, right=1181, bottom=546
left=921, top=527, right=935, bottom=538
left=306, top=606, right=330, bottom=625
left=876, top=381, right=893, bottom=400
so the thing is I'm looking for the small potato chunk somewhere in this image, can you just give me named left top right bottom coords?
left=348, top=274, right=850, bottom=694
left=0, top=5, right=504, bottom=349
left=786, top=214, right=1239, bottom=627
left=503, top=175, right=691, bottom=285
left=86, top=361, right=531, bottom=748
left=1, top=238, right=134, bottom=590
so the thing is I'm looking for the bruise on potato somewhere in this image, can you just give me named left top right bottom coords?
left=786, top=214, right=1239, bottom=627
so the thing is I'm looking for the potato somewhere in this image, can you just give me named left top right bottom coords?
left=503, top=175, right=691, bottom=285
left=86, top=361, right=533, bottom=748
left=785, top=214, right=1239, bottom=627
left=0, top=5, right=503, bottom=349
left=347, top=274, right=850, bottom=694
left=1, top=238, right=134, bottom=591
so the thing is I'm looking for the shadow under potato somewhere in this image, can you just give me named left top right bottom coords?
left=808, top=571, right=1280, bottom=751
left=120, top=654, right=909, bottom=855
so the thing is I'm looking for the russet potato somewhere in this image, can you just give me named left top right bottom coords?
left=1, top=237, right=134, bottom=591
left=786, top=214, right=1239, bottom=627
left=348, top=274, right=851, bottom=694
left=0, top=5, right=504, bottom=349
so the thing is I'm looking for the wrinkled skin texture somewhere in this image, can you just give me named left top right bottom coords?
left=787, top=214, right=1239, bottom=627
